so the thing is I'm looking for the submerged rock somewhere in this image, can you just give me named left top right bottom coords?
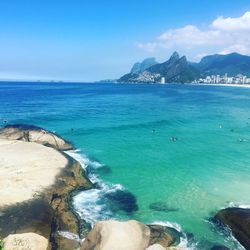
left=104, top=189, right=138, bottom=213
left=149, top=202, right=178, bottom=212
left=214, top=207, right=250, bottom=249
left=3, top=233, right=48, bottom=250
left=81, top=220, right=181, bottom=250
left=210, top=245, right=230, bottom=250
left=0, top=124, right=73, bottom=150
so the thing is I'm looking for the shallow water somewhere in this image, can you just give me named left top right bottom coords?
left=1, top=82, right=250, bottom=249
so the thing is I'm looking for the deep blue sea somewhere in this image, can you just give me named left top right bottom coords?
left=1, top=82, right=250, bottom=249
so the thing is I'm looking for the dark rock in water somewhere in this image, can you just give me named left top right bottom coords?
left=211, top=245, right=230, bottom=250
left=104, top=190, right=138, bottom=213
left=147, top=224, right=181, bottom=247
left=149, top=202, right=178, bottom=212
left=214, top=207, right=250, bottom=250
left=95, top=165, right=112, bottom=174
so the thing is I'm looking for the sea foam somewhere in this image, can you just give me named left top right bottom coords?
left=66, top=150, right=195, bottom=249
left=65, top=150, right=125, bottom=225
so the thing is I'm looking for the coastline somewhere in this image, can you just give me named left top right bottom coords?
left=0, top=125, right=187, bottom=250
left=0, top=125, right=94, bottom=249
left=0, top=124, right=249, bottom=250
left=187, top=83, right=250, bottom=88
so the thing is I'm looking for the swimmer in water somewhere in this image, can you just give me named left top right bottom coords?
left=238, top=138, right=247, bottom=142
left=170, top=136, right=178, bottom=142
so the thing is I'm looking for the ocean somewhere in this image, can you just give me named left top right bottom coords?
left=1, top=82, right=250, bottom=249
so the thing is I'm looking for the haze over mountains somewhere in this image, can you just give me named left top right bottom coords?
left=118, top=52, right=250, bottom=83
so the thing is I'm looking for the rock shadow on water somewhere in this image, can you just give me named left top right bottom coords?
left=149, top=202, right=179, bottom=213
left=103, top=189, right=138, bottom=214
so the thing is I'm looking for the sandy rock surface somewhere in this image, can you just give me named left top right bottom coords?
left=0, top=139, right=68, bottom=207
left=81, top=220, right=151, bottom=250
left=3, top=233, right=48, bottom=250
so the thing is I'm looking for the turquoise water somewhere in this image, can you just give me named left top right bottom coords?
left=1, top=82, right=250, bottom=249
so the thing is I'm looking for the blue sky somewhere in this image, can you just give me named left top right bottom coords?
left=0, top=0, right=250, bottom=81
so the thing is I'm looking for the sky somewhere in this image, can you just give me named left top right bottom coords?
left=0, top=0, right=250, bottom=82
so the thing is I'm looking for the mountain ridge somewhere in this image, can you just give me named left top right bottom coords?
left=118, top=52, right=250, bottom=83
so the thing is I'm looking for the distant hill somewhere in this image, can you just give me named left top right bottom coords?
left=118, top=52, right=250, bottom=84
left=119, top=52, right=200, bottom=83
left=130, top=57, right=158, bottom=74
left=192, top=53, right=250, bottom=77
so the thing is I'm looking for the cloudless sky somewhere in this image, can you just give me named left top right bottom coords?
left=0, top=0, right=250, bottom=81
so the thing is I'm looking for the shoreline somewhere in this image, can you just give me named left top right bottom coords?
left=187, top=83, right=250, bottom=88
left=0, top=124, right=249, bottom=250
left=0, top=125, right=94, bottom=249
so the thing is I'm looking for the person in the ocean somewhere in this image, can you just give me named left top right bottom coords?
left=170, top=136, right=178, bottom=142
left=238, top=138, right=247, bottom=142
left=152, top=129, right=156, bottom=133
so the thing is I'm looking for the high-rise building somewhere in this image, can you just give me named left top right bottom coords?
left=160, top=77, right=165, bottom=84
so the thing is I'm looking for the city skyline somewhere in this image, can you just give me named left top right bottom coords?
left=194, top=73, right=250, bottom=85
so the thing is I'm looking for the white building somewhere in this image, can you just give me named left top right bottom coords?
left=160, top=77, right=165, bottom=84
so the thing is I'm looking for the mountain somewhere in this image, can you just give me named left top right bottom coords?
left=118, top=52, right=250, bottom=84
left=130, top=57, right=158, bottom=74
left=193, top=53, right=250, bottom=77
left=119, top=52, right=200, bottom=83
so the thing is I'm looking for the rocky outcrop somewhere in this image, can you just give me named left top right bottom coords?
left=3, top=233, right=49, bottom=250
left=146, top=244, right=165, bottom=250
left=146, top=247, right=181, bottom=250
left=81, top=220, right=181, bottom=250
left=0, top=126, right=93, bottom=249
left=0, top=124, right=73, bottom=150
left=148, top=225, right=180, bottom=248
left=214, top=207, right=250, bottom=249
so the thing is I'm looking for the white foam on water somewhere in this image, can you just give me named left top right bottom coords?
left=57, top=231, right=81, bottom=242
left=228, top=202, right=250, bottom=209
left=66, top=150, right=196, bottom=248
left=65, top=149, right=124, bottom=226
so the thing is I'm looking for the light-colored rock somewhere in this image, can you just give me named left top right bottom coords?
left=0, top=139, right=68, bottom=207
left=3, top=233, right=48, bottom=250
left=147, top=244, right=181, bottom=250
left=81, top=220, right=151, bottom=250
left=146, top=244, right=165, bottom=250
left=0, top=125, right=73, bottom=150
